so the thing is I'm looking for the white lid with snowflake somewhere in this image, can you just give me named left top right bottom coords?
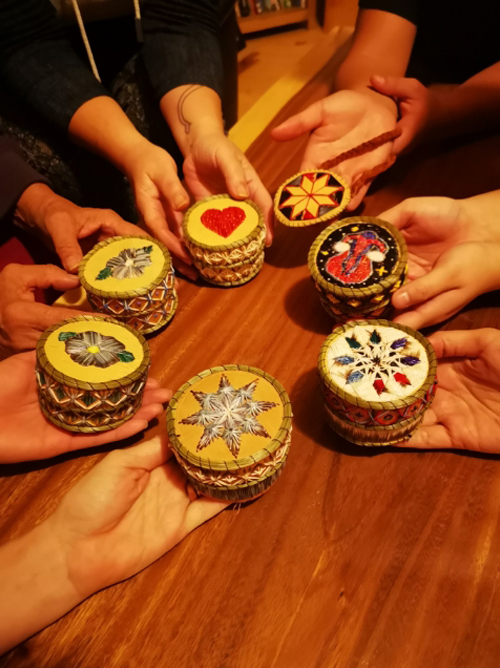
left=166, top=365, right=292, bottom=472
left=79, top=235, right=172, bottom=299
left=182, top=195, right=264, bottom=251
left=318, top=320, right=437, bottom=410
left=36, top=315, right=150, bottom=390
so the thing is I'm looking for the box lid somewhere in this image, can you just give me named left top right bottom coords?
left=166, top=365, right=292, bottom=471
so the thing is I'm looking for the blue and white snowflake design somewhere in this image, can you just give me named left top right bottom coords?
left=181, top=374, right=277, bottom=457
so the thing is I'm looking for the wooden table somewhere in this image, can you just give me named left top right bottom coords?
left=3, top=56, right=500, bottom=668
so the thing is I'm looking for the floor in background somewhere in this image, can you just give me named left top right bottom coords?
left=237, top=25, right=324, bottom=117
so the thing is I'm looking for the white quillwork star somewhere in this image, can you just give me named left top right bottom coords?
left=281, top=173, right=343, bottom=220
left=181, top=374, right=277, bottom=457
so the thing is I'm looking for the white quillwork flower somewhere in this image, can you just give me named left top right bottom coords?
left=96, top=245, right=153, bottom=280
left=181, top=374, right=278, bottom=457
left=60, top=331, right=135, bottom=368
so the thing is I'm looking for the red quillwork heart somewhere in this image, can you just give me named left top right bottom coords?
left=201, top=207, right=246, bottom=238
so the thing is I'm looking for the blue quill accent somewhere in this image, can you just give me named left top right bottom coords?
left=334, top=356, right=355, bottom=365
left=346, top=370, right=364, bottom=384
left=391, top=338, right=407, bottom=349
left=401, top=355, right=420, bottom=366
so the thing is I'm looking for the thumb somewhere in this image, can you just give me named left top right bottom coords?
left=427, top=328, right=500, bottom=360
left=271, top=100, right=324, bottom=142
left=49, top=223, right=84, bottom=273
left=185, top=495, right=230, bottom=534
left=22, top=264, right=80, bottom=293
left=115, top=434, right=173, bottom=471
left=218, top=147, right=249, bottom=200
left=371, top=75, right=422, bottom=102
left=392, top=260, right=455, bottom=310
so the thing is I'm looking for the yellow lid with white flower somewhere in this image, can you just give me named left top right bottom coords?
left=36, top=315, right=150, bottom=390
left=274, top=170, right=351, bottom=227
left=79, top=235, right=172, bottom=299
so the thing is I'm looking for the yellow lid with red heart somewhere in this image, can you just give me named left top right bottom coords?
left=183, top=195, right=264, bottom=250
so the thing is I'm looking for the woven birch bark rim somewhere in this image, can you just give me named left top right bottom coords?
left=166, top=365, right=292, bottom=471
left=79, top=235, right=172, bottom=299
left=36, top=315, right=150, bottom=391
left=183, top=195, right=265, bottom=252
left=190, top=463, right=286, bottom=501
left=308, top=216, right=408, bottom=298
left=39, top=393, right=143, bottom=433
left=317, top=319, right=437, bottom=411
left=325, top=404, right=424, bottom=446
left=186, top=228, right=265, bottom=266
left=108, top=291, right=178, bottom=334
left=273, top=169, right=351, bottom=227
left=175, top=433, right=291, bottom=489
left=199, top=252, right=265, bottom=287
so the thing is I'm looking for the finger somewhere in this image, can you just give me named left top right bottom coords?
left=370, top=75, right=422, bottom=102
left=49, top=223, right=84, bottom=273
left=346, top=183, right=370, bottom=211
left=137, top=194, right=192, bottom=265
left=241, top=159, right=274, bottom=245
left=218, top=148, right=249, bottom=200
left=142, top=387, right=172, bottom=405
left=172, top=256, right=198, bottom=281
left=392, top=262, right=457, bottom=310
left=115, top=433, right=171, bottom=471
left=393, top=289, right=464, bottom=330
left=392, top=118, right=415, bottom=154
left=157, top=172, right=190, bottom=213
left=185, top=496, right=231, bottom=533
left=21, top=265, right=80, bottom=292
left=271, top=100, right=324, bottom=142
left=427, top=328, right=500, bottom=359
left=94, top=211, right=147, bottom=240
left=396, top=424, right=452, bottom=449
left=377, top=201, right=413, bottom=230
left=29, top=303, right=89, bottom=332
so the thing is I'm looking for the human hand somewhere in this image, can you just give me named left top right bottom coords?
left=380, top=196, right=500, bottom=328
left=49, top=435, right=228, bottom=598
left=398, top=329, right=500, bottom=452
left=183, top=132, right=273, bottom=245
left=16, top=184, right=146, bottom=273
left=122, top=141, right=197, bottom=279
left=370, top=76, right=431, bottom=154
left=392, top=242, right=500, bottom=329
left=0, top=264, right=89, bottom=357
left=0, top=351, right=170, bottom=463
left=271, top=90, right=398, bottom=210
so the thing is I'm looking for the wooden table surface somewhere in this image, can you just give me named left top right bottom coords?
left=3, top=62, right=500, bottom=668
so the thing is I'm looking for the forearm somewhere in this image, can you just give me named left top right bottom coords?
left=68, top=97, right=150, bottom=175
left=335, top=9, right=415, bottom=113
left=425, top=62, right=500, bottom=140
left=0, top=139, right=49, bottom=221
left=0, top=522, right=82, bottom=654
left=160, top=85, right=224, bottom=156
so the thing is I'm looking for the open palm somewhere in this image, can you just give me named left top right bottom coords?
left=380, top=197, right=478, bottom=281
left=50, top=437, right=228, bottom=598
left=272, top=90, right=398, bottom=210
left=0, top=352, right=170, bottom=463
left=399, top=329, right=500, bottom=452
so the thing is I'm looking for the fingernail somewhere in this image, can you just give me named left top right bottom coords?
left=397, top=291, right=410, bottom=307
left=175, top=197, right=189, bottom=210
left=238, top=190, right=249, bottom=199
left=67, top=256, right=80, bottom=272
left=372, top=75, right=385, bottom=85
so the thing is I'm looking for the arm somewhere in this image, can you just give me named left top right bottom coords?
left=0, top=437, right=227, bottom=653
left=335, top=9, right=417, bottom=114
left=0, top=138, right=49, bottom=221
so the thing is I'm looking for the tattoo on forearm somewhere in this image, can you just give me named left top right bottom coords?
left=178, top=85, right=202, bottom=134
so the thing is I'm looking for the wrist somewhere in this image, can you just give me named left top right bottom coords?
left=15, top=183, right=61, bottom=233
left=460, top=192, right=500, bottom=243
left=113, top=134, right=152, bottom=176
left=186, top=119, right=225, bottom=154
left=352, top=86, right=399, bottom=117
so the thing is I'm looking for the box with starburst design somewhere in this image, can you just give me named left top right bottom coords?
left=36, top=315, right=151, bottom=433
left=166, top=365, right=292, bottom=501
left=318, top=320, right=437, bottom=446
left=274, top=170, right=351, bottom=227
left=79, top=235, right=177, bottom=334
left=182, top=195, right=266, bottom=286
left=308, top=217, right=408, bottom=323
